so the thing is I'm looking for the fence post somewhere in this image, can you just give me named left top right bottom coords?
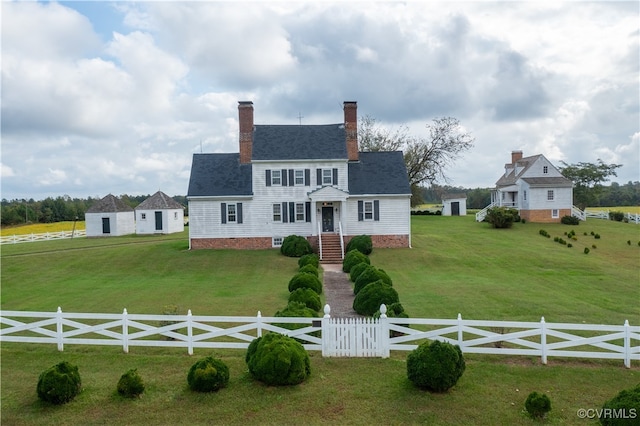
left=379, top=304, right=390, bottom=358
left=56, top=307, right=64, bottom=351
left=624, top=320, right=630, bottom=369
left=457, top=313, right=463, bottom=348
left=540, top=317, right=547, bottom=365
left=122, top=309, right=129, bottom=353
left=257, top=311, right=262, bottom=338
left=322, top=304, right=331, bottom=357
left=187, top=310, right=193, bottom=356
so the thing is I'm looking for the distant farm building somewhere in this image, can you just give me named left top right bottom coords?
left=135, top=191, right=185, bottom=235
left=85, top=194, right=135, bottom=237
left=442, top=194, right=467, bottom=216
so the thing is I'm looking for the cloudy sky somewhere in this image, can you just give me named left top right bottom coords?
left=2, top=1, right=638, bottom=201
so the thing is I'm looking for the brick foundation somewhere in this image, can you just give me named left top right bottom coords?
left=190, top=237, right=273, bottom=250
left=520, top=209, right=572, bottom=223
left=344, top=234, right=410, bottom=248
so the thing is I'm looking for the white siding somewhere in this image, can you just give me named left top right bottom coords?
left=528, top=187, right=573, bottom=210
left=344, top=196, right=410, bottom=236
left=136, top=209, right=184, bottom=234
left=86, top=212, right=134, bottom=237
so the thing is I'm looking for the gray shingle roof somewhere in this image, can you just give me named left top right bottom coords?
left=348, top=151, right=411, bottom=195
left=86, top=194, right=134, bottom=213
left=252, top=124, right=347, bottom=160
left=187, top=153, right=253, bottom=197
left=521, top=177, right=573, bottom=187
left=135, top=191, right=184, bottom=210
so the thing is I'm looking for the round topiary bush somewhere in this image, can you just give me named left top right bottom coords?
left=245, top=333, right=311, bottom=386
left=36, top=361, right=82, bottom=405
left=352, top=280, right=399, bottom=316
left=353, top=266, right=392, bottom=295
left=117, top=368, right=145, bottom=398
left=298, top=264, right=319, bottom=277
left=288, top=288, right=322, bottom=312
left=349, top=261, right=370, bottom=283
left=373, top=302, right=408, bottom=320
left=281, top=235, right=313, bottom=257
left=600, top=384, right=640, bottom=426
left=298, top=253, right=319, bottom=269
left=274, top=302, right=320, bottom=340
left=187, top=356, right=230, bottom=393
left=345, top=235, right=373, bottom=255
left=342, top=250, right=370, bottom=273
left=525, top=391, right=552, bottom=419
left=406, top=340, right=465, bottom=392
left=288, top=272, right=322, bottom=294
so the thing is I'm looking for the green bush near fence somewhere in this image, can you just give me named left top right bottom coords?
left=245, top=333, right=311, bottom=386
left=36, top=361, right=82, bottom=405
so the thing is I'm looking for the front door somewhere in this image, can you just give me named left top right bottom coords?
left=102, top=217, right=111, bottom=234
left=155, top=211, right=163, bottom=231
left=451, top=202, right=460, bottom=216
left=322, top=206, right=334, bottom=232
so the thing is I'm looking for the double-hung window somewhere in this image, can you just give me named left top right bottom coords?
left=296, top=203, right=305, bottom=221
left=273, top=204, right=282, bottom=222
left=322, top=169, right=333, bottom=185
left=364, top=201, right=373, bottom=220
left=221, top=202, right=242, bottom=224
left=543, top=166, right=549, bottom=174
left=294, top=170, right=305, bottom=186
left=271, top=170, right=282, bottom=186
left=547, top=190, right=554, bottom=201
left=227, top=204, right=237, bottom=222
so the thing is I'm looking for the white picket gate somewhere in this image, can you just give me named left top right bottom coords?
left=322, top=317, right=385, bottom=357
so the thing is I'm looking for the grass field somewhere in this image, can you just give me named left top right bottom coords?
left=1, top=215, right=639, bottom=425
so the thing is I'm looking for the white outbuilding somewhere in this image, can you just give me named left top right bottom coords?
left=85, top=194, right=135, bottom=237
left=442, top=194, right=467, bottom=216
left=135, top=191, right=185, bottom=235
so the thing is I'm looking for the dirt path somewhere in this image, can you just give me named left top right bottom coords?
left=321, top=264, right=363, bottom=318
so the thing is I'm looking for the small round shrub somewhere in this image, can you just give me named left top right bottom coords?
left=117, top=368, right=145, bottom=398
left=407, top=340, right=465, bottom=392
left=280, top=235, right=313, bottom=257
left=600, top=384, right=640, bottom=426
left=561, top=215, right=580, bottom=225
left=608, top=211, right=625, bottom=222
left=187, top=356, right=230, bottom=393
left=288, top=288, right=322, bottom=312
left=274, top=302, right=319, bottom=339
left=37, top=361, right=82, bottom=405
left=288, top=272, right=322, bottom=294
left=345, top=235, right=373, bottom=255
left=298, top=253, right=319, bottom=269
left=349, top=262, right=370, bottom=283
left=485, top=207, right=519, bottom=228
left=245, top=333, right=311, bottom=386
left=342, top=250, right=370, bottom=273
left=298, top=264, right=319, bottom=277
left=353, top=280, right=399, bottom=316
left=354, top=266, right=392, bottom=295
left=525, top=391, right=552, bottom=419
left=595, top=233, right=601, bottom=239
left=584, top=247, right=590, bottom=254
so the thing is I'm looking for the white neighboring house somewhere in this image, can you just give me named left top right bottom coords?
left=186, top=101, right=412, bottom=260
left=442, top=194, right=467, bottom=216
left=85, top=194, right=135, bottom=237
left=478, top=151, right=575, bottom=223
left=135, top=191, right=185, bottom=235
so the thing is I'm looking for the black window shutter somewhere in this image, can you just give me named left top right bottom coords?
left=332, top=168, right=338, bottom=185
left=305, top=169, right=310, bottom=186
left=282, top=202, right=288, bottom=223
left=289, top=202, right=295, bottom=223
left=281, top=169, right=288, bottom=186
left=266, top=170, right=271, bottom=186
left=288, top=169, right=294, bottom=186
left=357, top=200, right=364, bottom=222
left=305, top=202, right=311, bottom=222
left=316, top=169, right=322, bottom=185
left=237, top=203, right=243, bottom=224
left=221, top=203, right=227, bottom=224
left=374, top=200, right=380, bottom=221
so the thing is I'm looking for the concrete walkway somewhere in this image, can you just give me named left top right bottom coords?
left=321, top=264, right=363, bottom=318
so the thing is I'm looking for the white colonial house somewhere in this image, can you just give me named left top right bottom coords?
left=85, top=194, right=135, bottom=237
left=477, top=150, right=577, bottom=223
left=135, top=191, right=185, bottom=235
left=186, top=101, right=412, bottom=261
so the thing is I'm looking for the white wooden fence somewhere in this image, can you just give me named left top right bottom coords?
left=1, top=305, right=638, bottom=368
left=0, top=230, right=86, bottom=244
left=584, top=209, right=640, bottom=224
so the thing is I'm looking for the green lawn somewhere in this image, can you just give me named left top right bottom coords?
left=1, top=216, right=639, bottom=425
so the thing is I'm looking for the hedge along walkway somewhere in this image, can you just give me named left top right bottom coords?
left=321, top=264, right=363, bottom=318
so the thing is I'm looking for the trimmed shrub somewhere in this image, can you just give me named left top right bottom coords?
left=406, top=340, right=465, bottom=392
left=117, top=368, right=145, bottom=398
left=595, top=233, right=601, bottom=239
left=345, top=235, right=373, bottom=255
left=298, top=264, right=319, bottom=277
left=245, top=333, right=311, bottom=386
left=298, top=253, right=319, bottom=269
left=525, top=391, right=552, bottom=419
left=349, top=262, right=370, bottom=283
left=484, top=207, right=520, bottom=228
left=288, top=288, right=322, bottom=312
left=342, top=250, right=370, bottom=273
left=561, top=215, right=580, bottom=225
left=353, top=280, right=399, bottom=316
left=36, top=361, right=82, bottom=405
left=584, top=247, right=590, bottom=254
left=274, top=302, right=320, bottom=342
left=373, top=302, right=408, bottom=319
left=288, top=272, right=322, bottom=294
left=539, top=229, right=549, bottom=237
left=608, top=211, right=625, bottom=222
left=187, top=356, right=230, bottom=393
left=281, top=235, right=313, bottom=257
left=353, top=266, right=392, bottom=295
left=600, top=384, right=640, bottom=426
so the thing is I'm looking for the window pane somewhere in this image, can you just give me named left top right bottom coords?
left=296, top=203, right=304, bottom=221
left=364, top=201, right=373, bottom=220
left=228, top=204, right=236, bottom=222
left=295, top=170, right=304, bottom=185
left=547, top=190, right=554, bottom=201
left=322, top=169, right=332, bottom=184
left=272, top=170, right=281, bottom=185
left=273, top=204, right=281, bottom=221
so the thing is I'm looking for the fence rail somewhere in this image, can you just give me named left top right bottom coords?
left=0, top=230, right=86, bottom=244
left=1, top=306, right=638, bottom=367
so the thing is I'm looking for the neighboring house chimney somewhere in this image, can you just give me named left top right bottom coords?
left=238, top=101, right=254, bottom=164
left=344, top=101, right=359, bottom=161
left=511, top=150, right=523, bottom=164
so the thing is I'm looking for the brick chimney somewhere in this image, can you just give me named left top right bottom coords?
left=238, top=101, right=254, bottom=164
left=511, top=150, right=523, bottom=164
left=344, top=101, right=358, bottom=161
